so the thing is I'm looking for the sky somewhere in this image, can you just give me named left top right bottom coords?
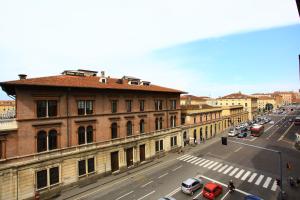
left=0, top=0, right=299, bottom=99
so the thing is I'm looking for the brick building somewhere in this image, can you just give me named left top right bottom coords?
left=0, top=70, right=184, bottom=199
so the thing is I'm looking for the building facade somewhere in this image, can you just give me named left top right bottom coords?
left=216, top=92, right=258, bottom=120
left=0, top=70, right=184, bottom=200
left=0, top=100, right=15, bottom=118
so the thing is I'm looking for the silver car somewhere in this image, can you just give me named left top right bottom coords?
left=158, top=197, right=176, bottom=200
left=181, top=177, right=203, bottom=195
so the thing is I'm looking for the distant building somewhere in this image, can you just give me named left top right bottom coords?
left=216, top=92, right=258, bottom=120
left=0, top=100, right=15, bottom=118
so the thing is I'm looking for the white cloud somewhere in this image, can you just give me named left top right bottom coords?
left=0, top=0, right=299, bottom=98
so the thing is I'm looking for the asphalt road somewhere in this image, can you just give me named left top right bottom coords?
left=59, top=109, right=300, bottom=200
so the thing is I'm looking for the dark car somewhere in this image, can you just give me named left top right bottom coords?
left=244, top=195, right=263, bottom=200
left=238, top=132, right=247, bottom=138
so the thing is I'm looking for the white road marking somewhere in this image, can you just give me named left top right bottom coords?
left=181, top=155, right=193, bottom=161
left=223, top=166, right=233, bottom=174
left=212, top=163, right=222, bottom=171
left=177, top=154, right=190, bottom=160
left=199, top=160, right=210, bottom=166
left=192, top=191, right=203, bottom=199
left=263, top=177, right=272, bottom=188
left=137, top=190, right=155, bottom=200
left=115, top=191, right=134, bottom=200
left=208, top=162, right=218, bottom=169
left=255, top=175, right=264, bottom=185
left=172, top=165, right=182, bottom=172
left=220, top=191, right=230, bottom=200
left=185, top=157, right=198, bottom=162
left=278, top=122, right=294, bottom=141
left=141, top=181, right=153, bottom=188
left=165, top=187, right=180, bottom=197
left=234, top=147, right=243, bottom=152
left=241, top=171, right=251, bottom=181
left=158, top=173, right=168, bottom=179
left=190, top=157, right=202, bottom=164
left=229, top=168, right=239, bottom=176
left=248, top=173, right=257, bottom=183
left=218, top=165, right=228, bottom=173
left=195, top=158, right=206, bottom=165
left=200, top=175, right=251, bottom=196
left=203, top=161, right=214, bottom=168
left=271, top=180, right=277, bottom=191
left=235, top=169, right=245, bottom=179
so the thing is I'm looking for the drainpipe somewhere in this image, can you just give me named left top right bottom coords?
left=66, top=88, right=70, bottom=147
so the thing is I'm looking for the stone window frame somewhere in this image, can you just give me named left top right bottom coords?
left=76, top=124, right=95, bottom=146
left=35, top=164, right=61, bottom=191
left=77, top=155, right=96, bottom=178
left=35, top=126, right=61, bottom=153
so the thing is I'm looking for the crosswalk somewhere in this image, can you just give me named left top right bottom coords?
left=177, top=154, right=278, bottom=192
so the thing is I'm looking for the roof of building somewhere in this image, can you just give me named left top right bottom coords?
left=218, top=92, right=257, bottom=99
left=181, top=95, right=210, bottom=100
left=0, top=100, right=15, bottom=106
left=0, top=73, right=185, bottom=95
left=257, top=96, right=275, bottom=100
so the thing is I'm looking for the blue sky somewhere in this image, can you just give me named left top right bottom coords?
left=0, top=0, right=299, bottom=99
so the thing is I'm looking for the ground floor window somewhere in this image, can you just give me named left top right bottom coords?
left=36, top=166, right=59, bottom=190
left=170, top=136, right=177, bottom=147
left=78, top=157, right=95, bottom=177
left=155, top=140, right=164, bottom=152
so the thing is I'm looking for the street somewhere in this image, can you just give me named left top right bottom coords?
left=57, top=110, right=300, bottom=200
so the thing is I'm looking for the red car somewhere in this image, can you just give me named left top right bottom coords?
left=202, top=182, right=223, bottom=199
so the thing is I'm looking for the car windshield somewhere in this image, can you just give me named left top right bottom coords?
left=182, top=183, right=190, bottom=188
left=204, top=187, right=212, bottom=193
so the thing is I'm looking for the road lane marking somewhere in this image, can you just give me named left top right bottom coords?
left=223, top=166, right=233, bottom=174
left=229, top=168, right=239, bottom=176
left=137, top=190, right=155, bottom=200
left=191, top=158, right=202, bottom=164
left=181, top=155, right=193, bottom=161
left=277, top=122, right=294, bottom=141
left=199, top=160, right=210, bottom=166
left=234, top=147, right=243, bottom=152
left=172, top=165, right=182, bottom=171
left=241, top=171, right=251, bottom=181
left=177, top=154, right=190, bottom=160
left=165, top=187, right=180, bottom=197
left=263, top=177, right=272, bottom=188
left=192, top=191, right=203, bottom=199
left=158, top=173, right=168, bottom=179
left=235, top=169, right=245, bottom=179
left=248, top=173, right=257, bottom=183
left=115, top=191, right=134, bottom=200
left=195, top=158, right=205, bottom=165
left=255, top=175, right=264, bottom=185
left=218, top=165, right=228, bottom=173
left=208, top=162, right=218, bottom=169
left=271, top=180, right=277, bottom=191
left=200, top=175, right=251, bottom=196
left=203, top=161, right=214, bottom=168
left=266, top=126, right=280, bottom=140
left=213, top=163, right=223, bottom=171
left=141, top=181, right=153, bottom=188
left=220, top=191, right=230, bottom=200
left=185, top=156, right=198, bottom=162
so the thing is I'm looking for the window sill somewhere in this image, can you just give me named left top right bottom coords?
left=36, top=182, right=61, bottom=192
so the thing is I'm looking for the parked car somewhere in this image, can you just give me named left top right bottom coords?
left=244, top=195, right=263, bottom=200
left=269, top=120, right=275, bottom=124
left=181, top=178, right=203, bottom=195
left=237, top=132, right=247, bottom=138
left=158, top=197, right=176, bottom=200
left=228, top=128, right=238, bottom=137
left=202, top=182, right=223, bottom=200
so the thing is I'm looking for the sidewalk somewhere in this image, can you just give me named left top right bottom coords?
left=55, top=130, right=228, bottom=200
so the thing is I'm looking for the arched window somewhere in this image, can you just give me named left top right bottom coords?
left=155, top=118, right=159, bottom=130
left=111, top=123, right=118, bottom=139
left=140, top=119, right=145, bottom=133
left=86, top=126, right=93, bottom=143
left=159, top=117, right=163, bottom=129
left=214, top=124, right=217, bottom=135
left=37, top=130, right=47, bottom=152
left=210, top=125, right=213, bottom=136
left=127, top=121, right=132, bottom=136
left=183, top=131, right=187, bottom=140
left=48, top=129, right=57, bottom=150
left=78, top=126, right=85, bottom=145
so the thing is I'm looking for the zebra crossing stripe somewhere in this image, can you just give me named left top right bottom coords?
left=208, top=162, right=218, bottom=169
left=218, top=165, right=228, bottom=173
left=185, top=157, right=198, bottom=162
left=177, top=154, right=190, bottom=160
left=248, top=173, right=257, bottom=183
left=235, top=169, right=245, bottom=179
left=223, top=166, right=233, bottom=174
left=255, top=175, right=264, bottom=185
left=195, top=159, right=205, bottom=165
left=181, top=155, right=193, bottom=161
left=271, top=180, right=277, bottom=191
left=199, top=160, right=210, bottom=167
left=229, top=168, right=239, bottom=177
left=190, top=158, right=202, bottom=164
left=241, top=171, right=251, bottom=181
left=213, top=163, right=223, bottom=171
left=263, top=177, right=272, bottom=188
left=203, top=161, right=214, bottom=168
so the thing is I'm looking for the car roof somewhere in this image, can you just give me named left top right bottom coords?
left=204, top=182, right=218, bottom=190
left=183, top=178, right=198, bottom=185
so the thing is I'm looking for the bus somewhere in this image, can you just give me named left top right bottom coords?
left=250, top=125, right=264, bottom=137
left=294, top=116, right=300, bottom=126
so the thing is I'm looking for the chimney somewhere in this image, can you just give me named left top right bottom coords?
left=18, top=74, right=27, bottom=80
left=101, top=71, right=105, bottom=77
